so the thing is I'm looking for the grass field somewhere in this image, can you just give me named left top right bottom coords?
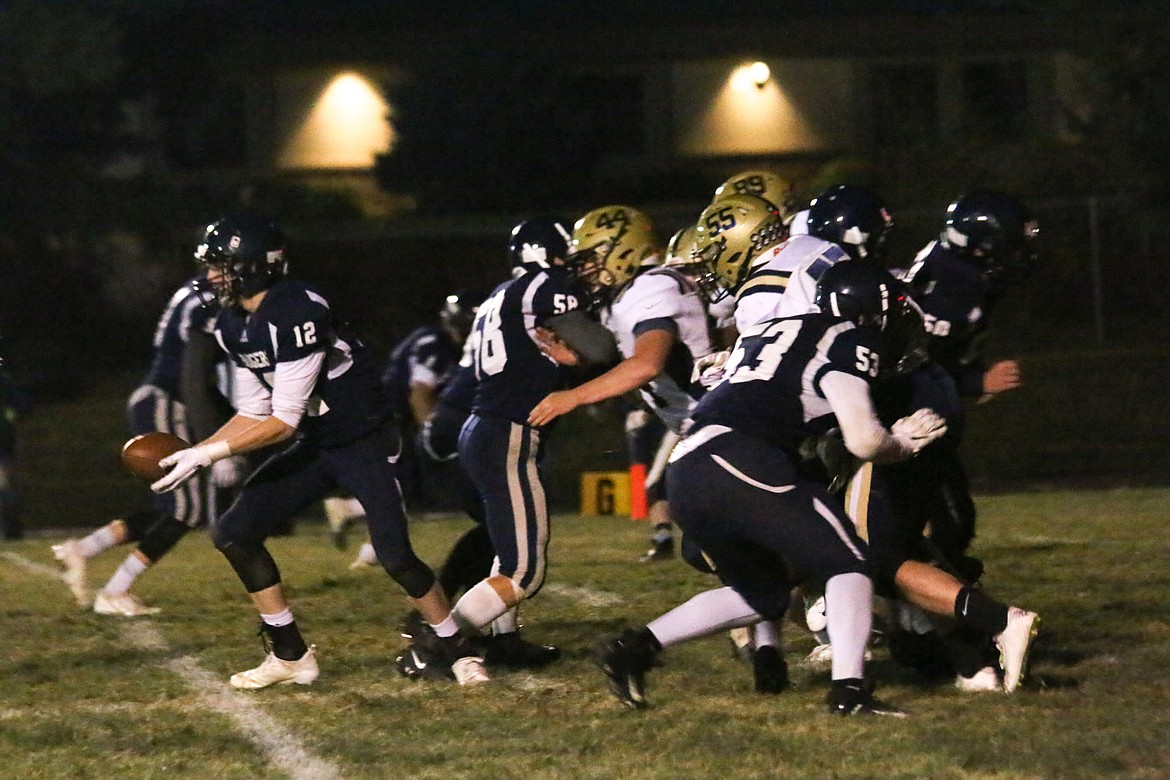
left=2, top=487, right=1169, bottom=779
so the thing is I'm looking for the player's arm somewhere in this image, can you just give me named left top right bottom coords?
left=820, top=371, right=945, bottom=464
left=528, top=328, right=673, bottom=426
left=408, top=382, right=440, bottom=426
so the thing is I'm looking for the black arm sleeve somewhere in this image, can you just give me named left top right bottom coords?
left=181, top=330, right=235, bottom=441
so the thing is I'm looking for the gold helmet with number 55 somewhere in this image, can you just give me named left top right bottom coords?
left=690, top=193, right=786, bottom=301
left=712, top=169, right=797, bottom=223
left=569, top=205, right=661, bottom=309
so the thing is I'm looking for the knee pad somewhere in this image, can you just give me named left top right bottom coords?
left=121, top=509, right=169, bottom=543
left=384, top=557, right=436, bottom=600
left=218, top=540, right=282, bottom=593
left=137, top=517, right=190, bottom=563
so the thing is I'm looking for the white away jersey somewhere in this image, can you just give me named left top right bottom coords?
left=734, top=234, right=851, bottom=334
left=604, top=268, right=713, bottom=433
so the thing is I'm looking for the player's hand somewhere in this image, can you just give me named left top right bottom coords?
left=534, top=327, right=581, bottom=366
left=982, top=359, right=1021, bottom=396
left=692, top=350, right=730, bottom=389
left=528, top=390, right=580, bottom=427
left=151, top=446, right=214, bottom=493
left=891, top=408, right=948, bottom=453
left=211, top=455, right=249, bottom=489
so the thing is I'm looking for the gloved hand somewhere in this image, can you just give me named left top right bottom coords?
left=211, top=455, right=250, bottom=489
left=890, top=408, right=948, bottom=454
left=151, top=441, right=231, bottom=494
left=692, top=350, right=730, bottom=389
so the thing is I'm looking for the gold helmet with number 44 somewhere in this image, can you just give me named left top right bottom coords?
left=569, top=205, right=661, bottom=309
left=689, top=193, right=786, bottom=301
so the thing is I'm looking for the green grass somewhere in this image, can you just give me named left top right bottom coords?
left=3, top=487, right=1170, bottom=779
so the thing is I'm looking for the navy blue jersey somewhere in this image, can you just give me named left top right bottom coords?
left=141, top=275, right=219, bottom=398
left=690, top=314, right=880, bottom=452
left=901, top=241, right=1004, bottom=397
left=467, top=266, right=582, bottom=423
left=214, top=279, right=388, bottom=447
left=438, top=361, right=478, bottom=414
left=381, top=324, right=461, bottom=417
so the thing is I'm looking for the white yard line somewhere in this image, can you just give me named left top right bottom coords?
left=2, top=552, right=342, bottom=780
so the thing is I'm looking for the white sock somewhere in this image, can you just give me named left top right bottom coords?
left=753, top=619, right=779, bottom=649
left=429, top=614, right=459, bottom=638
left=260, top=608, right=295, bottom=627
left=646, top=586, right=761, bottom=650
left=451, top=579, right=513, bottom=633
left=103, top=555, right=148, bottom=595
left=77, top=526, right=120, bottom=559
left=825, top=572, right=873, bottom=681
left=492, top=607, right=519, bottom=636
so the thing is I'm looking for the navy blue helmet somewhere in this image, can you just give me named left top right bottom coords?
left=805, top=185, right=892, bottom=262
left=194, top=214, right=286, bottom=304
left=507, top=216, right=572, bottom=274
left=940, top=189, right=1038, bottom=278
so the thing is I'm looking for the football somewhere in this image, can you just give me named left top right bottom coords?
left=121, top=432, right=190, bottom=481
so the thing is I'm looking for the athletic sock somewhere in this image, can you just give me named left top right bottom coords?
left=646, top=586, right=760, bottom=649
left=260, top=609, right=308, bottom=660
left=77, top=526, right=120, bottom=558
left=103, top=555, right=148, bottom=595
left=825, top=572, right=873, bottom=681
left=953, top=586, right=1009, bottom=636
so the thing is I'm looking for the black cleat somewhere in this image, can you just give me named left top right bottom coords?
left=481, top=632, right=562, bottom=670
left=752, top=645, right=789, bottom=694
left=395, top=643, right=455, bottom=681
left=827, top=678, right=906, bottom=717
left=639, top=537, right=675, bottom=563
left=594, top=628, right=659, bottom=709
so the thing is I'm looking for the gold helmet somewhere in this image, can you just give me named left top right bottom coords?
left=569, top=205, right=661, bottom=308
left=691, top=193, right=785, bottom=301
left=663, top=222, right=700, bottom=268
left=712, top=169, right=797, bottom=222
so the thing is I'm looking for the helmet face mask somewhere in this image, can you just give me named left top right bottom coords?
left=691, top=194, right=786, bottom=302
left=568, top=205, right=660, bottom=309
left=193, top=215, right=286, bottom=306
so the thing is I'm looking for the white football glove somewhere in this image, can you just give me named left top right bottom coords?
left=211, top=455, right=250, bottom=489
left=150, top=442, right=231, bottom=494
left=692, top=350, right=730, bottom=389
left=890, top=408, right=948, bottom=454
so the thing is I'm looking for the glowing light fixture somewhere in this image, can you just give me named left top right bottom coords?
left=278, top=71, right=392, bottom=169
left=749, top=61, right=771, bottom=89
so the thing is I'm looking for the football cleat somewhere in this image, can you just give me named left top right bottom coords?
left=93, top=590, right=161, bottom=617
left=348, top=542, right=378, bottom=570
left=595, top=628, right=659, bottom=709
left=805, top=642, right=834, bottom=666
left=451, top=656, right=491, bottom=686
left=395, top=644, right=455, bottom=682
left=752, top=645, right=789, bottom=694
left=481, top=632, right=562, bottom=670
left=230, top=645, right=318, bottom=690
left=51, top=539, right=91, bottom=607
left=827, top=678, right=907, bottom=717
left=995, top=607, right=1040, bottom=694
left=639, top=537, right=674, bottom=563
left=955, top=665, right=1003, bottom=693
left=728, top=627, right=754, bottom=664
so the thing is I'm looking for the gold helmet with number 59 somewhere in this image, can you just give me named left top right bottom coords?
left=712, top=169, right=797, bottom=223
left=690, top=193, right=786, bottom=301
left=569, top=205, right=661, bottom=309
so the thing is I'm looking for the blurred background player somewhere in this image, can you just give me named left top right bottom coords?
left=152, top=213, right=485, bottom=688
left=0, top=354, right=32, bottom=540
left=51, top=269, right=240, bottom=615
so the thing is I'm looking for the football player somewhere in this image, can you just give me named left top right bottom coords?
left=398, top=215, right=614, bottom=677
left=596, top=261, right=946, bottom=715
left=151, top=214, right=487, bottom=688
left=52, top=269, right=240, bottom=615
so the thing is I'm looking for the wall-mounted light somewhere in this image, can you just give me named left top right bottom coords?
left=749, top=61, right=771, bottom=89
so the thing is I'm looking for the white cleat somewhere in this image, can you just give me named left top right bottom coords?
left=51, top=540, right=91, bottom=607
left=995, top=607, right=1040, bottom=694
left=955, top=665, right=1002, bottom=693
left=93, top=590, right=161, bottom=617
left=451, top=655, right=490, bottom=686
left=804, top=642, right=872, bottom=666
left=348, top=542, right=378, bottom=570
left=230, top=645, right=319, bottom=690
